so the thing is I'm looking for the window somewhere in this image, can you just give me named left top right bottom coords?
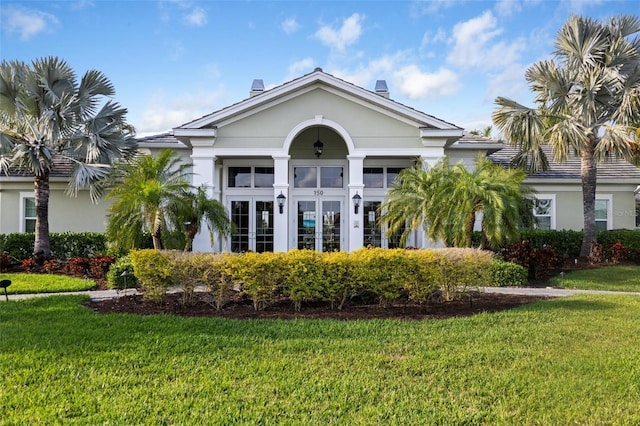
left=293, top=166, right=344, bottom=188
left=386, top=168, right=403, bottom=187
left=254, top=167, right=274, bottom=188
left=228, top=167, right=274, bottom=188
left=363, top=201, right=382, bottom=247
left=363, top=168, right=384, bottom=188
left=320, top=167, right=343, bottom=188
left=294, top=167, right=317, bottom=188
left=595, top=198, right=610, bottom=231
left=23, top=196, right=36, bottom=233
left=533, top=198, right=553, bottom=230
left=228, top=167, right=251, bottom=188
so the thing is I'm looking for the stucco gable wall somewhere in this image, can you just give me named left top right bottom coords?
left=214, top=88, right=423, bottom=150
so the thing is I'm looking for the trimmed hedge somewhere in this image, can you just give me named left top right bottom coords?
left=0, top=232, right=108, bottom=262
left=129, top=248, right=517, bottom=311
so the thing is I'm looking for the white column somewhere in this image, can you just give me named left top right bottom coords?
left=347, top=155, right=365, bottom=252
left=191, top=149, right=218, bottom=252
left=273, top=155, right=290, bottom=252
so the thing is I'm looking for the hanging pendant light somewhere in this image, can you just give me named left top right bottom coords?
left=314, top=127, right=324, bottom=158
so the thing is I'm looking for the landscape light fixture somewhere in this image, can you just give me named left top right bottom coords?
left=352, top=192, right=362, bottom=214
left=314, top=128, right=324, bottom=158
left=277, top=192, right=286, bottom=214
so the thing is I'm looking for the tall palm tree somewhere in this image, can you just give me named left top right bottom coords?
left=381, top=156, right=531, bottom=249
left=493, top=15, right=640, bottom=256
left=175, top=185, right=232, bottom=252
left=0, top=57, right=137, bottom=262
left=106, top=149, right=191, bottom=251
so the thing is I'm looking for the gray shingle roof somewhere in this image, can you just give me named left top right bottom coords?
left=489, top=145, right=640, bottom=181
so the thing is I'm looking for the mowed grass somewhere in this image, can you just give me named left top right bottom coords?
left=0, top=273, right=96, bottom=294
left=549, top=264, right=640, bottom=292
left=1, top=295, right=639, bottom=424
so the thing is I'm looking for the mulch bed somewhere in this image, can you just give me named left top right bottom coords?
left=84, top=291, right=550, bottom=321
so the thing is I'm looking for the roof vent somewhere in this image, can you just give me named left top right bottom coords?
left=375, top=80, right=389, bottom=98
left=250, top=79, right=265, bottom=97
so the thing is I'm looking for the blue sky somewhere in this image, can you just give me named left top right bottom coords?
left=1, top=1, right=638, bottom=137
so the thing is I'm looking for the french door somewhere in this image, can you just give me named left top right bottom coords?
left=229, top=198, right=274, bottom=252
left=295, top=198, right=343, bottom=251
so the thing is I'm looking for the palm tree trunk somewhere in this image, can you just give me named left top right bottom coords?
left=33, top=172, right=51, bottom=264
left=580, top=144, right=598, bottom=257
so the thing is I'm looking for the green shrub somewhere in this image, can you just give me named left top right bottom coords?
left=281, top=250, right=328, bottom=312
left=491, top=259, right=528, bottom=287
left=402, top=250, right=440, bottom=304
left=204, top=253, right=236, bottom=311
left=129, top=249, right=173, bottom=303
left=229, top=252, right=284, bottom=311
left=106, top=256, right=138, bottom=290
left=322, top=251, right=354, bottom=310
left=167, top=251, right=211, bottom=306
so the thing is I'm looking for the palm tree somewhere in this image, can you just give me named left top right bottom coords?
left=106, top=149, right=191, bottom=251
left=381, top=156, right=531, bottom=249
left=0, top=57, right=137, bottom=262
left=175, top=185, right=232, bottom=252
left=493, top=15, right=640, bottom=256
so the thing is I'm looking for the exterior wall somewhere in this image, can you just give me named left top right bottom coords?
left=0, top=181, right=112, bottom=234
left=529, top=182, right=638, bottom=230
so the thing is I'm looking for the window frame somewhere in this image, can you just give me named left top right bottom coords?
left=532, top=194, right=556, bottom=230
left=20, top=192, right=36, bottom=233
left=595, top=194, right=613, bottom=231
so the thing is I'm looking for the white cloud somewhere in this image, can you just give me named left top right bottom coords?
left=315, top=13, right=364, bottom=51
left=420, top=28, right=447, bottom=48
left=184, top=6, right=207, bottom=27
left=494, top=0, right=522, bottom=17
left=281, top=17, right=300, bottom=35
left=393, top=65, right=460, bottom=99
left=562, top=0, right=604, bottom=14
left=0, top=5, right=59, bottom=41
left=330, top=52, right=460, bottom=100
left=447, top=11, right=525, bottom=70
left=410, top=0, right=458, bottom=16
left=137, top=87, right=227, bottom=136
left=287, top=58, right=315, bottom=79
left=70, top=0, right=95, bottom=11
left=484, top=63, right=530, bottom=103
left=158, top=0, right=207, bottom=27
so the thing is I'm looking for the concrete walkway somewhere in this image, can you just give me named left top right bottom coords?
left=2, top=286, right=640, bottom=302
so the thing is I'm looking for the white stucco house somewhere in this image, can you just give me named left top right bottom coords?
left=2, top=68, right=639, bottom=252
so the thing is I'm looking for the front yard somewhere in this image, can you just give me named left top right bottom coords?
left=1, top=292, right=639, bottom=424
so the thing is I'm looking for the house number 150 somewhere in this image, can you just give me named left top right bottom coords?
left=313, top=190, right=324, bottom=196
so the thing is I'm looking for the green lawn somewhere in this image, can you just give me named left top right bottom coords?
left=549, top=264, right=640, bottom=292
left=0, top=273, right=96, bottom=294
left=1, top=294, right=639, bottom=424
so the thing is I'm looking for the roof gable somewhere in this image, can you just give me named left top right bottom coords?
left=175, top=68, right=462, bottom=132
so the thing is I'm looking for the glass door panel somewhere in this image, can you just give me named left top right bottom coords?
left=322, top=200, right=341, bottom=252
left=255, top=201, right=274, bottom=252
left=296, top=199, right=342, bottom=251
left=230, top=199, right=274, bottom=252
left=231, top=201, right=250, bottom=252
left=297, top=200, right=317, bottom=250
left=363, top=201, right=381, bottom=247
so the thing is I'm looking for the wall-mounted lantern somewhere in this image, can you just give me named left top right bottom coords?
left=352, top=192, right=362, bottom=214
left=277, top=192, right=286, bottom=214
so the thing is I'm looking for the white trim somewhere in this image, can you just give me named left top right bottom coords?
left=283, top=116, right=355, bottom=155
